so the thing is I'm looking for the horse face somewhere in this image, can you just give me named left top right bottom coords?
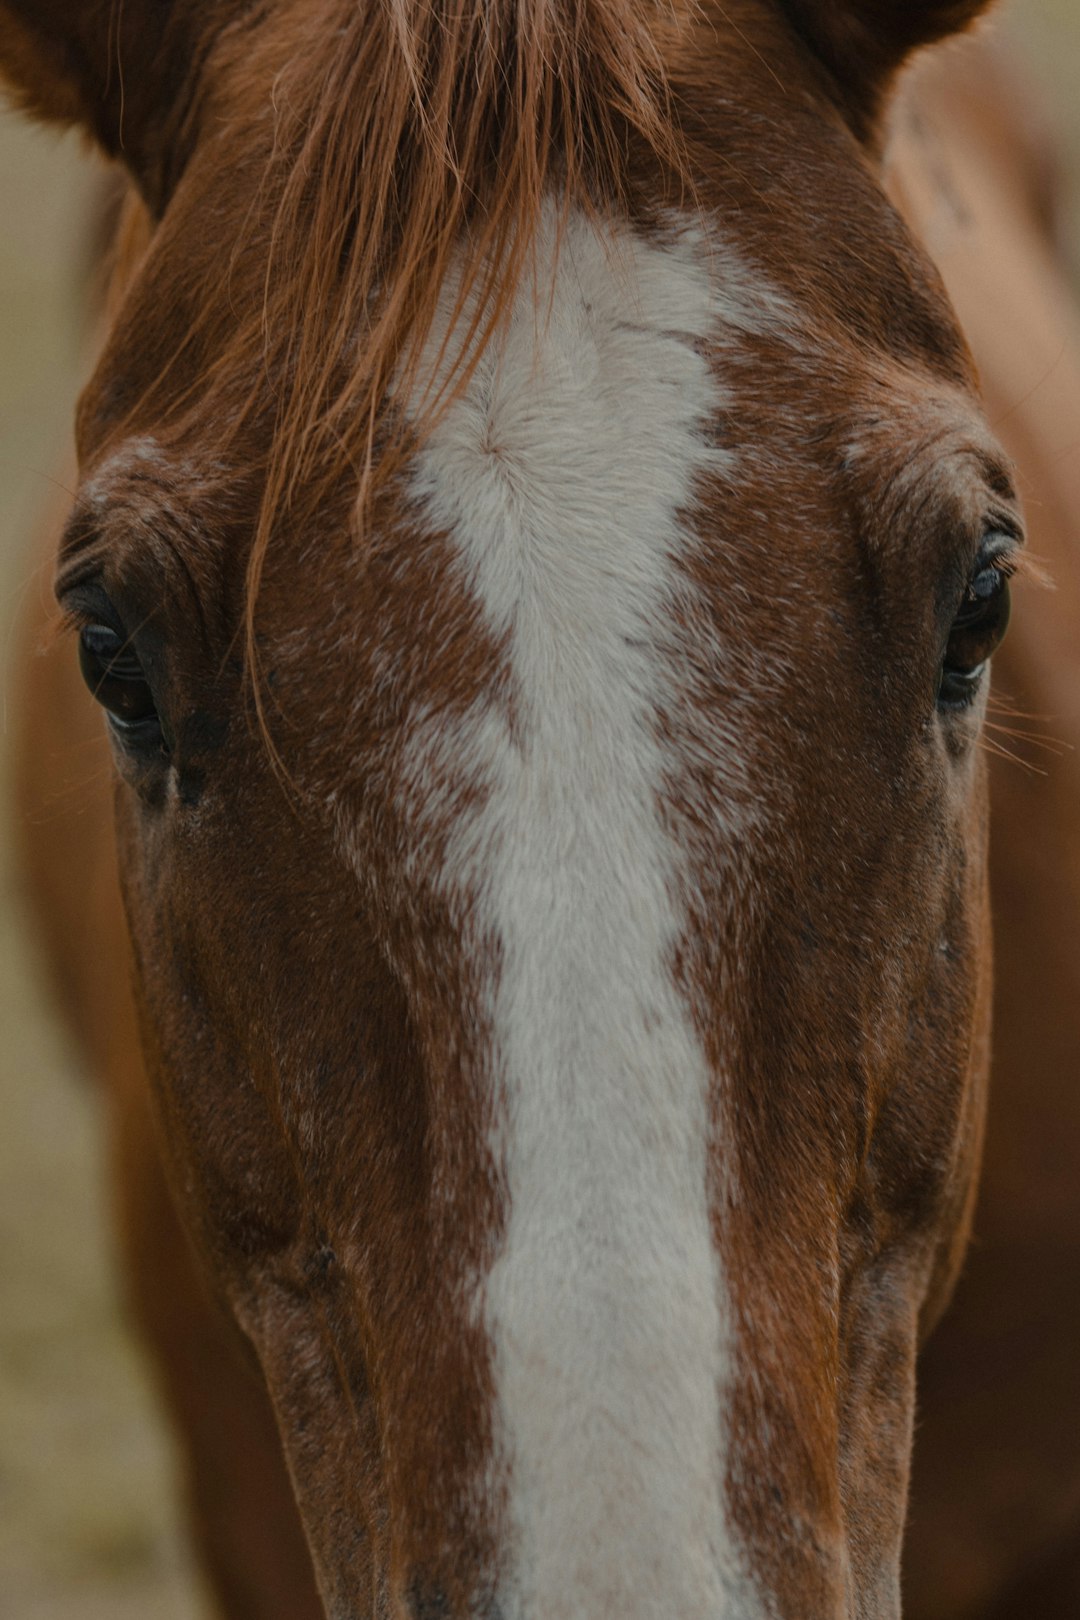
left=7, top=0, right=1009, bottom=1615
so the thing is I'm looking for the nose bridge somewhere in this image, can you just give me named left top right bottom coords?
left=430, top=389, right=759, bottom=1619
left=388, top=204, right=778, bottom=1619
left=481, top=988, right=735, bottom=1620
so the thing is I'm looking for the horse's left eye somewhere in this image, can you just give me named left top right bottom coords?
left=937, top=549, right=1013, bottom=708
left=78, top=623, right=165, bottom=748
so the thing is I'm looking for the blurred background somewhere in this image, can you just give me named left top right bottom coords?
left=0, top=120, right=205, bottom=1620
left=0, top=6, right=1078, bottom=1618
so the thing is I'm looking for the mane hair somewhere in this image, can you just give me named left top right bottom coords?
left=254, top=0, right=692, bottom=743
left=257, top=0, right=690, bottom=489
left=107, top=0, right=693, bottom=748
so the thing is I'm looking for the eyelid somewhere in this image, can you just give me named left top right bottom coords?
left=972, top=517, right=1025, bottom=579
left=56, top=582, right=163, bottom=683
left=56, top=580, right=127, bottom=639
left=981, top=528, right=1052, bottom=597
left=980, top=528, right=1020, bottom=560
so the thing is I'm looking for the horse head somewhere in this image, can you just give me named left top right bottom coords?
left=1, top=1, right=1015, bottom=1615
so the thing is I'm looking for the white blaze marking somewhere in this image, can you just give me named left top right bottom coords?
left=409, top=209, right=764, bottom=1618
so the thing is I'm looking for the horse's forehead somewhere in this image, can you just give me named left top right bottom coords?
left=70, top=198, right=993, bottom=757
left=83, top=207, right=974, bottom=551
left=80, top=4, right=975, bottom=471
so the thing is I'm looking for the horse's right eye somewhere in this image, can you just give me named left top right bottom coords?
left=78, top=623, right=165, bottom=748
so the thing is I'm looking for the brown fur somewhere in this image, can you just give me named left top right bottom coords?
left=777, top=0, right=994, bottom=139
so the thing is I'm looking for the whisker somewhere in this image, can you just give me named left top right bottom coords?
left=987, top=691, right=1060, bottom=725
left=984, top=720, right=1071, bottom=756
left=978, top=735, right=1047, bottom=776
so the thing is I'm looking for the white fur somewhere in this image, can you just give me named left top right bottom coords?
left=402, top=208, right=770, bottom=1619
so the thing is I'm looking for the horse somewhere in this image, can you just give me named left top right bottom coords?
left=3, top=1, right=1079, bottom=1616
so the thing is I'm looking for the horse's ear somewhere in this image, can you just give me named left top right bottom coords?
left=777, top=0, right=996, bottom=139
left=0, top=1, right=240, bottom=209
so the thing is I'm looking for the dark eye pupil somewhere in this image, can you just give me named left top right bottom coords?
left=938, top=561, right=1012, bottom=708
left=78, top=623, right=161, bottom=733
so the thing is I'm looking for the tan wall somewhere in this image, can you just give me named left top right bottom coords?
left=0, top=124, right=204, bottom=1620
